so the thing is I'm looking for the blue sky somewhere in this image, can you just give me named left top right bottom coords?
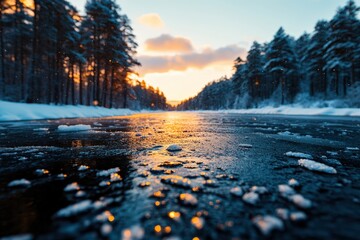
left=69, top=0, right=359, bottom=102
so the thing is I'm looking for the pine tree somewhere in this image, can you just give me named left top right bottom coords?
left=264, top=27, right=298, bottom=104
left=324, top=0, right=360, bottom=96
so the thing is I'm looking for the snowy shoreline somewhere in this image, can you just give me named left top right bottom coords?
left=1, top=101, right=360, bottom=122
left=193, top=106, right=360, bottom=117
left=0, top=101, right=135, bottom=121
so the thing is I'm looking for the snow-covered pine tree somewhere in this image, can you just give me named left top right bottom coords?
left=247, top=41, right=265, bottom=105
left=323, top=0, right=360, bottom=96
left=307, top=20, right=330, bottom=98
left=264, top=27, right=299, bottom=104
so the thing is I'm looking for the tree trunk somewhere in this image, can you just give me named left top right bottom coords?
left=335, top=69, right=339, bottom=96
left=0, top=0, right=5, bottom=95
left=71, top=64, right=75, bottom=105
left=79, top=62, right=83, bottom=105
left=109, top=66, right=114, bottom=109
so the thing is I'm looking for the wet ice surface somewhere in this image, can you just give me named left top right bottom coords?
left=0, top=113, right=360, bottom=239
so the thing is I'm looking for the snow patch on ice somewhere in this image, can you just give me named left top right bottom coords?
left=58, top=125, right=91, bottom=132
left=298, top=159, right=337, bottom=174
left=64, top=182, right=80, bottom=192
left=252, top=215, right=284, bottom=236
left=55, top=200, right=93, bottom=218
left=97, top=167, right=120, bottom=177
left=285, top=151, right=313, bottom=159
left=242, top=192, right=259, bottom=205
left=8, top=179, right=31, bottom=187
left=230, top=187, right=243, bottom=197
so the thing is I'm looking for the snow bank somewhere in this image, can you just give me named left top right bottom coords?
left=0, top=101, right=135, bottom=121
left=196, top=106, right=360, bottom=117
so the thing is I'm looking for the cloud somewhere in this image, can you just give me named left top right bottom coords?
left=145, top=34, right=194, bottom=53
left=139, top=13, right=164, bottom=28
left=138, top=45, right=247, bottom=75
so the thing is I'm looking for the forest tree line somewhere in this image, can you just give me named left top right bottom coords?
left=0, top=0, right=167, bottom=110
left=178, top=0, right=360, bottom=110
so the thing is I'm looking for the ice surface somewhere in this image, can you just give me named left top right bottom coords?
left=8, top=179, right=31, bottom=187
left=0, top=101, right=134, bottom=121
left=58, top=125, right=91, bottom=132
left=252, top=215, right=284, bottom=236
left=285, top=151, right=313, bottom=159
left=298, top=159, right=337, bottom=174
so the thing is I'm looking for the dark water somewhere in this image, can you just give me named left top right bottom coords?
left=0, top=112, right=359, bottom=240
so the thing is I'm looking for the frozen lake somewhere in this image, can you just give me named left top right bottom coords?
left=0, top=112, right=359, bottom=239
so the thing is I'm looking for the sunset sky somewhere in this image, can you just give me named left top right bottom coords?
left=69, top=0, right=358, bottom=103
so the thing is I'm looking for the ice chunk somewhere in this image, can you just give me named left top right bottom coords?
left=64, top=182, right=80, bottom=192
left=276, top=208, right=289, bottom=220
left=298, top=159, right=337, bottom=174
left=58, top=124, right=91, bottom=132
left=0, top=234, right=33, bottom=240
left=110, top=173, right=122, bottom=182
left=166, top=144, right=182, bottom=152
left=161, top=175, right=192, bottom=188
left=75, top=191, right=86, bottom=198
left=290, top=194, right=312, bottom=209
left=100, top=223, right=113, bottom=236
left=285, top=151, right=313, bottom=159
left=78, top=165, right=89, bottom=171
left=34, top=169, right=50, bottom=176
left=230, top=187, right=243, bottom=197
left=239, top=144, right=253, bottom=148
left=278, top=184, right=295, bottom=197
left=250, top=186, right=268, bottom=194
left=290, top=211, right=307, bottom=222
left=252, top=215, right=284, bottom=236
left=33, top=128, right=49, bottom=132
left=159, top=161, right=183, bottom=168
left=97, top=167, right=120, bottom=177
left=55, top=200, right=92, bottom=218
left=346, top=147, right=359, bottom=151
left=99, top=181, right=110, bottom=187
left=179, top=193, right=198, bottom=206
left=191, top=216, right=204, bottom=230
left=242, top=192, right=259, bottom=205
left=288, top=179, right=300, bottom=188
left=121, top=225, right=145, bottom=240
left=8, top=179, right=31, bottom=187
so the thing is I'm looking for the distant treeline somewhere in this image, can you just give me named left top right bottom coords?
left=0, top=0, right=167, bottom=110
left=178, top=0, right=360, bottom=110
